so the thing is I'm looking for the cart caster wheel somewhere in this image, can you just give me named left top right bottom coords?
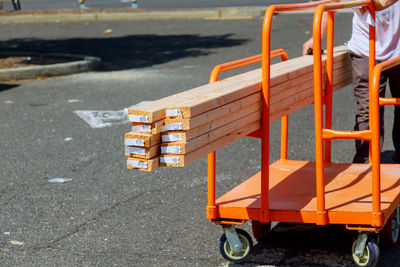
left=351, top=239, right=380, bottom=267
left=219, top=228, right=253, bottom=263
left=381, top=206, right=400, bottom=247
left=251, top=220, right=271, bottom=241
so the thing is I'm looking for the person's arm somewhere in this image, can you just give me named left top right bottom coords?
left=302, top=12, right=329, bottom=55
left=302, top=0, right=341, bottom=56
left=373, top=0, right=398, bottom=10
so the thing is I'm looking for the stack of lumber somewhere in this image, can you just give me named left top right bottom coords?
left=160, top=93, right=262, bottom=167
left=124, top=46, right=352, bottom=171
left=124, top=119, right=163, bottom=171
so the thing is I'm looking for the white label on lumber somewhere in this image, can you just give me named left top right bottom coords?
left=127, top=159, right=148, bottom=168
left=133, top=124, right=152, bottom=132
left=125, top=146, right=146, bottom=156
left=165, top=109, right=182, bottom=117
left=162, top=133, right=182, bottom=142
left=161, top=146, right=181, bottom=154
left=162, top=123, right=182, bottom=132
left=128, top=115, right=149, bottom=123
left=160, top=156, right=180, bottom=164
left=125, top=138, right=145, bottom=147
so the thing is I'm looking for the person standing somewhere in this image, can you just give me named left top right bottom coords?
left=302, top=0, right=400, bottom=163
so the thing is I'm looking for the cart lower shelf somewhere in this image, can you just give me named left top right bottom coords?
left=215, top=159, right=400, bottom=226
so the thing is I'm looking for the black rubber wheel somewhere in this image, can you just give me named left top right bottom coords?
left=219, top=228, right=253, bottom=263
left=251, top=220, right=271, bottom=241
left=381, top=207, right=400, bottom=247
left=12, top=0, right=21, bottom=10
left=351, top=238, right=380, bottom=267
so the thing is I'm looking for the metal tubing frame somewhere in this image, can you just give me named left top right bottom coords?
left=261, top=0, right=330, bottom=223
left=206, top=49, right=288, bottom=220
left=207, top=0, right=382, bottom=227
left=312, top=0, right=377, bottom=225
left=370, top=56, right=400, bottom=225
left=324, top=11, right=335, bottom=164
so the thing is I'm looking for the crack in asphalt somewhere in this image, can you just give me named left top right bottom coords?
left=34, top=181, right=192, bottom=250
left=32, top=172, right=236, bottom=251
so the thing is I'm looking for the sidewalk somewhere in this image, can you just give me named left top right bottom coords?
left=0, top=6, right=267, bottom=23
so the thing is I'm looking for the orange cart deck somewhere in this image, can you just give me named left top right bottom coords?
left=215, top=159, right=400, bottom=226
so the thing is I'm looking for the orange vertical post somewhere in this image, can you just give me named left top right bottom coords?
left=206, top=72, right=218, bottom=220
left=313, top=5, right=328, bottom=225
left=206, top=152, right=217, bottom=219
left=280, top=49, right=289, bottom=160
left=260, top=5, right=276, bottom=223
left=280, top=116, right=288, bottom=160
left=367, top=5, right=382, bottom=226
left=370, top=64, right=382, bottom=226
left=368, top=6, right=376, bottom=163
left=324, top=11, right=335, bottom=163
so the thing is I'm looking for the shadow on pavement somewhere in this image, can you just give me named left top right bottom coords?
left=0, top=34, right=247, bottom=71
left=244, top=225, right=400, bottom=266
left=0, top=83, right=19, bottom=92
left=248, top=225, right=355, bottom=265
left=382, top=150, right=396, bottom=163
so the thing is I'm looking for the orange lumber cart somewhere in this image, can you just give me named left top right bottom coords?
left=206, top=1, right=400, bottom=266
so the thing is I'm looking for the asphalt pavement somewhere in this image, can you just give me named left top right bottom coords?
left=1, top=9, right=400, bottom=267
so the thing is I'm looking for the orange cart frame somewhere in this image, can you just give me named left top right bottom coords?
left=206, top=0, right=400, bottom=265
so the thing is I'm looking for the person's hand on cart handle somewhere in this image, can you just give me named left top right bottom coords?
left=302, top=38, right=314, bottom=56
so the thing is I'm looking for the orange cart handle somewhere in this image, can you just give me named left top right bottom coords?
left=209, top=49, right=288, bottom=83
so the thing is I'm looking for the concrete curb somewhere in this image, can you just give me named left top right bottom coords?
left=0, top=6, right=354, bottom=24
left=0, top=7, right=267, bottom=23
left=0, top=52, right=101, bottom=81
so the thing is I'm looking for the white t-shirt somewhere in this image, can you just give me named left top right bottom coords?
left=347, top=2, right=400, bottom=61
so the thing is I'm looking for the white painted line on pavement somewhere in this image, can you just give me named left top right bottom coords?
left=68, top=99, right=82, bottom=103
left=74, top=109, right=129, bottom=128
left=74, top=101, right=150, bottom=128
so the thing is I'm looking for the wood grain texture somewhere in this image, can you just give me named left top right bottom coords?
left=160, top=120, right=260, bottom=167
left=161, top=111, right=260, bottom=154
left=164, top=47, right=349, bottom=119
left=127, top=156, right=160, bottom=171
left=125, top=144, right=160, bottom=159
left=126, top=46, right=352, bottom=169
left=162, top=92, right=260, bottom=131
left=125, top=132, right=161, bottom=147
left=162, top=102, right=260, bottom=142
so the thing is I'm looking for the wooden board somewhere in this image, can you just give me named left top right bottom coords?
left=127, top=156, right=160, bottom=172
left=160, top=66, right=352, bottom=145
left=128, top=46, right=349, bottom=122
left=164, top=47, right=350, bottom=119
left=126, top=69, right=261, bottom=123
left=124, top=132, right=161, bottom=147
left=270, top=64, right=350, bottom=103
left=161, top=111, right=260, bottom=154
left=270, top=69, right=352, bottom=122
left=269, top=52, right=350, bottom=98
left=160, top=120, right=260, bottom=167
left=162, top=92, right=260, bottom=131
left=125, top=144, right=160, bottom=159
left=162, top=102, right=260, bottom=142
